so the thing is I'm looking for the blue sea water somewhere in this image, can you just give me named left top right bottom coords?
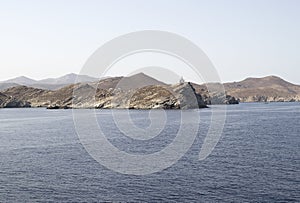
left=0, top=103, right=299, bottom=202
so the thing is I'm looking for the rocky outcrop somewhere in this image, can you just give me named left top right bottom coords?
left=172, top=82, right=207, bottom=109
left=225, top=95, right=239, bottom=104
left=0, top=92, right=31, bottom=108
left=4, top=99, right=31, bottom=108
left=190, top=83, right=239, bottom=105
left=117, top=85, right=179, bottom=109
left=83, top=82, right=206, bottom=109
left=117, top=82, right=207, bottom=109
left=0, top=81, right=207, bottom=109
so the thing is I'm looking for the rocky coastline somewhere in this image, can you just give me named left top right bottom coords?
left=0, top=82, right=210, bottom=109
left=1, top=73, right=300, bottom=109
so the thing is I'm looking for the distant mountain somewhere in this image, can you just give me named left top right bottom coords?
left=38, top=73, right=99, bottom=84
left=0, top=83, right=20, bottom=91
left=0, top=73, right=99, bottom=90
left=3, top=76, right=37, bottom=85
left=225, top=75, right=298, bottom=89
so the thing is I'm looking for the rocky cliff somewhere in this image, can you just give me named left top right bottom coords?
left=0, top=80, right=207, bottom=109
left=0, top=92, right=31, bottom=108
left=190, top=83, right=239, bottom=105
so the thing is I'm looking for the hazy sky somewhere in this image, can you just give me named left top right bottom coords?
left=0, top=0, right=299, bottom=83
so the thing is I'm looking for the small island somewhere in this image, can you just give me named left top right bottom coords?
left=1, top=73, right=299, bottom=109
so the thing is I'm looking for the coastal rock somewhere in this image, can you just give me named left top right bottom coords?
left=225, top=95, right=239, bottom=104
left=191, top=83, right=239, bottom=105
left=4, top=99, right=31, bottom=108
left=172, top=82, right=207, bottom=109
left=0, top=92, right=31, bottom=108
left=127, top=85, right=179, bottom=109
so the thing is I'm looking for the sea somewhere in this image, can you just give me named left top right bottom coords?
left=0, top=102, right=299, bottom=202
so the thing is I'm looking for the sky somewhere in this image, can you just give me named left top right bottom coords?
left=0, top=0, right=299, bottom=84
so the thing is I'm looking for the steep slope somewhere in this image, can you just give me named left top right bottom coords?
left=0, top=92, right=9, bottom=107
left=3, top=86, right=50, bottom=102
left=191, top=83, right=239, bottom=105
left=0, top=92, right=31, bottom=108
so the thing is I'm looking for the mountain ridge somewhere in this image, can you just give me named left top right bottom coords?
left=0, top=73, right=100, bottom=90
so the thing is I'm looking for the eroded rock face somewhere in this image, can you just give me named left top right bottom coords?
left=190, top=83, right=239, bottom=105
left=172, top=82, right=207, bottom=109
left=72, top=82, right=207, bottom=109
left=93, top=83, right=207, bottom=109
left=4, top=99, right=31, bottom=108
left=0, top=92, right=31, bottom=108
left=0, top=82, right=207, bottom=109
left=127, top=85, right=179, bottom=109
left=0, top=92, right=8, bottom=107
left=225, top=95, right=239, bottom=104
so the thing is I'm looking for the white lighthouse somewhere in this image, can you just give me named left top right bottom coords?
left=179, top=76, right=185, bottom=84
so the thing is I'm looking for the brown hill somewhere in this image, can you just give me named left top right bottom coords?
left=90, top=73, right=166, bottom=91
left=224, top=76, right=300, bottom=102
left=3, top=86, right=50, bottom=101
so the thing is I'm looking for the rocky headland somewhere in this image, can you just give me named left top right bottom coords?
left=1, top=73, right=299, bottom=109
left=0, top=73, right=210, bottom=109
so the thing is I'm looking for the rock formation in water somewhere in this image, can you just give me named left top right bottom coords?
left=0, top=74, right=208, bottom=109
left=190, top=83, right=239, bottom=105
left=72, top=82, right=207, bottom=109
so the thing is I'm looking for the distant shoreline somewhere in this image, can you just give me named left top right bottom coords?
left=1, top=101, right=300, bottom=110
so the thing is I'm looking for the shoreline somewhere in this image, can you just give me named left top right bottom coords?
left=1, top=101, right=300, bottom=110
